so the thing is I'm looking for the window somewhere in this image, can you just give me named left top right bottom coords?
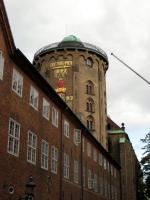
left=86, top=98, right=95, bottom=112
left=7, top=118, right=20, bottom=156
left=64, top=120, right=69, bottom=138
left=93, top=149, right=97, bottom=162
left=86, top=58, right=93, bottom=68
left=87, top=116, right=95, bottom=131
left=99, top=176, right=103, bottom=195
left=93, top=174, right=98, bottom=192
left=87, top=142, right=91, bottom=157
left=29, top=86, right=39, bottom=110
left=99, top=153, right=103, bottom=166
left=27, top=130, right=37, bottom=164
left=74, top=129, right=81, bottom=145
left=74, top=160, right=79, bottom=183
left=104, top=158, right=107, bottom=170
left=0, top=50, right=4, bottom=80
left=64, top=153, right=69, bottom=179
left=82, top=137, right=85, bottom=152
left=83, top=166, right=85, bottom=187
left=52, top=106, right=58, bottom=127
left=41, top=140, right=49, bottom=170
left=111, top=165, right=114, bottom=176
left=51, top=146, right=58, bottom=174
left=12, top=68, right=23, bottom=97
left=42, top=98, right=50, bottom=120
left=88, top=169, right=92, bottom=189
left=86, top=80, right=94, bottom=95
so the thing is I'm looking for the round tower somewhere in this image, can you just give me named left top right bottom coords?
left=33, top=35, right=109, bottom=148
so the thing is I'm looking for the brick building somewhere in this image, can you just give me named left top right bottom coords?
left=33, top=35, right=108, bottom=149
left=0, top=1, right=121, bottom=200
left=107, top=117, right=139, bottom=200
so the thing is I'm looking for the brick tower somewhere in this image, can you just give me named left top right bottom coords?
left=33, top=35, right=109, bottom=148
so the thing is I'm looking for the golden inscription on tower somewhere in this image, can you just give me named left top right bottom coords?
left=49, top=61, right=72, bottom=78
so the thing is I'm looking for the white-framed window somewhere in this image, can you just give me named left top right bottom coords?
left=83, top=166, right=85, bottom=187
left=64, top=120, right=69, bottom=138
left=93, top=173, right=98, bottom=192
left=82, top=137, right=85, bottom=152
left=87, top=142, right=91, bottom=157
left=74, top=160, right=79, bottom=183
left=74, top=129, right=81, bottom=145
left=99, top=176, right=103, bottom=195
left=51, top=145, right=58, bottom=174
left=111, top=165, right=114, bottom=176
left=104, top=158, right=107, bottom=170
left=88, top=169, right=92, bottom=189
left=41, top=140, right=49, bottom=170
left=0, top=50, right=4, bottom=80
left=99, top=153, right=103, bottom=166
left=12, top=68, right=23, bottom=97
left=93, top=149, right=97, bottom=162
left=42, top=98, right=50, bottom=120
left=29, top=85, right=39, bottom=110
left=7, top=118, right=20, bottom=157
left=64, top=153, right=69, bottom=179
left=52, top=106, right=58, bottom=127
left=27, top=130, right=37, bottom=164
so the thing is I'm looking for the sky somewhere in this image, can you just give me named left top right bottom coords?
left=4, top=0, right=150, bottom=160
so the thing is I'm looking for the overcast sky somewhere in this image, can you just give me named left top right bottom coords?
left=4, top=0, right=150, bottom=160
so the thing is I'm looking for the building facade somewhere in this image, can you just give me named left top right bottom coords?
left=107, top=117, right=139, bottom=200
left=33, top=36, right=108, bottom=148
left=0, top=1, right=121, bottom=200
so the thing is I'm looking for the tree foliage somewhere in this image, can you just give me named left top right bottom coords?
left=141, top=132, right=150, bottom=199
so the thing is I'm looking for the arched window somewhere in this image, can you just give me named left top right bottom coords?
left=86, top=81, right=94, bottom=95
left=86, top=57, right=93, bottom=68
left=86, top=98, right=95, bottom=113
left=87, top=116, right=95, bottom=131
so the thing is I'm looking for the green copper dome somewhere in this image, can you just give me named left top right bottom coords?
left=62, top=35, right=81, bottom=42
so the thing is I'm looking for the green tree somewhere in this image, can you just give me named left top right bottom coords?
left=141, top=132, right=150, bottom=199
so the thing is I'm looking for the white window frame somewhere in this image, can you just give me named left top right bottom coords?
left=12, top=68, right=23, bottom=97
left=41, top=140, right=49, bottom=170
left=52, top=106, right=58, bottom=127
left=42, top=98, right=50, bottom=120
left=0, top=50, right=4, bottom=80
left=74, top=160, right=79, bottom=183
left=64, top=120, right=70, bottom=138
left=93, top=173, right=98, bottom=192
left=51, top=145, right=58, bottom=174
left=88, top=169, right=93, bottom=189
left=82, top=137, right=85, bottom=152
left=104, top=158, right=107, bottom=170
left=87, top=142, right=91, bottom=157
left=27, top=130, right=37, bottom=165
left=99, top=153, right=103, bottom=166
left=83, top=166, right=85, bottom=187
left=74, top=129, right=81, bottom=145
left=7, top=118, right=20, bottom=157
left=93, top=149, right=97, bottom=162
left=29, top=85, right=39, bottom=110
left=64, top=153, right=69, bottom=179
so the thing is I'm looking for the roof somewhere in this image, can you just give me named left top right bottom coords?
left=108, top=130, right=125, bottom=134
left=0, top=0, right=16, bottom=54
left=34, top=35, right=108, bottom=64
